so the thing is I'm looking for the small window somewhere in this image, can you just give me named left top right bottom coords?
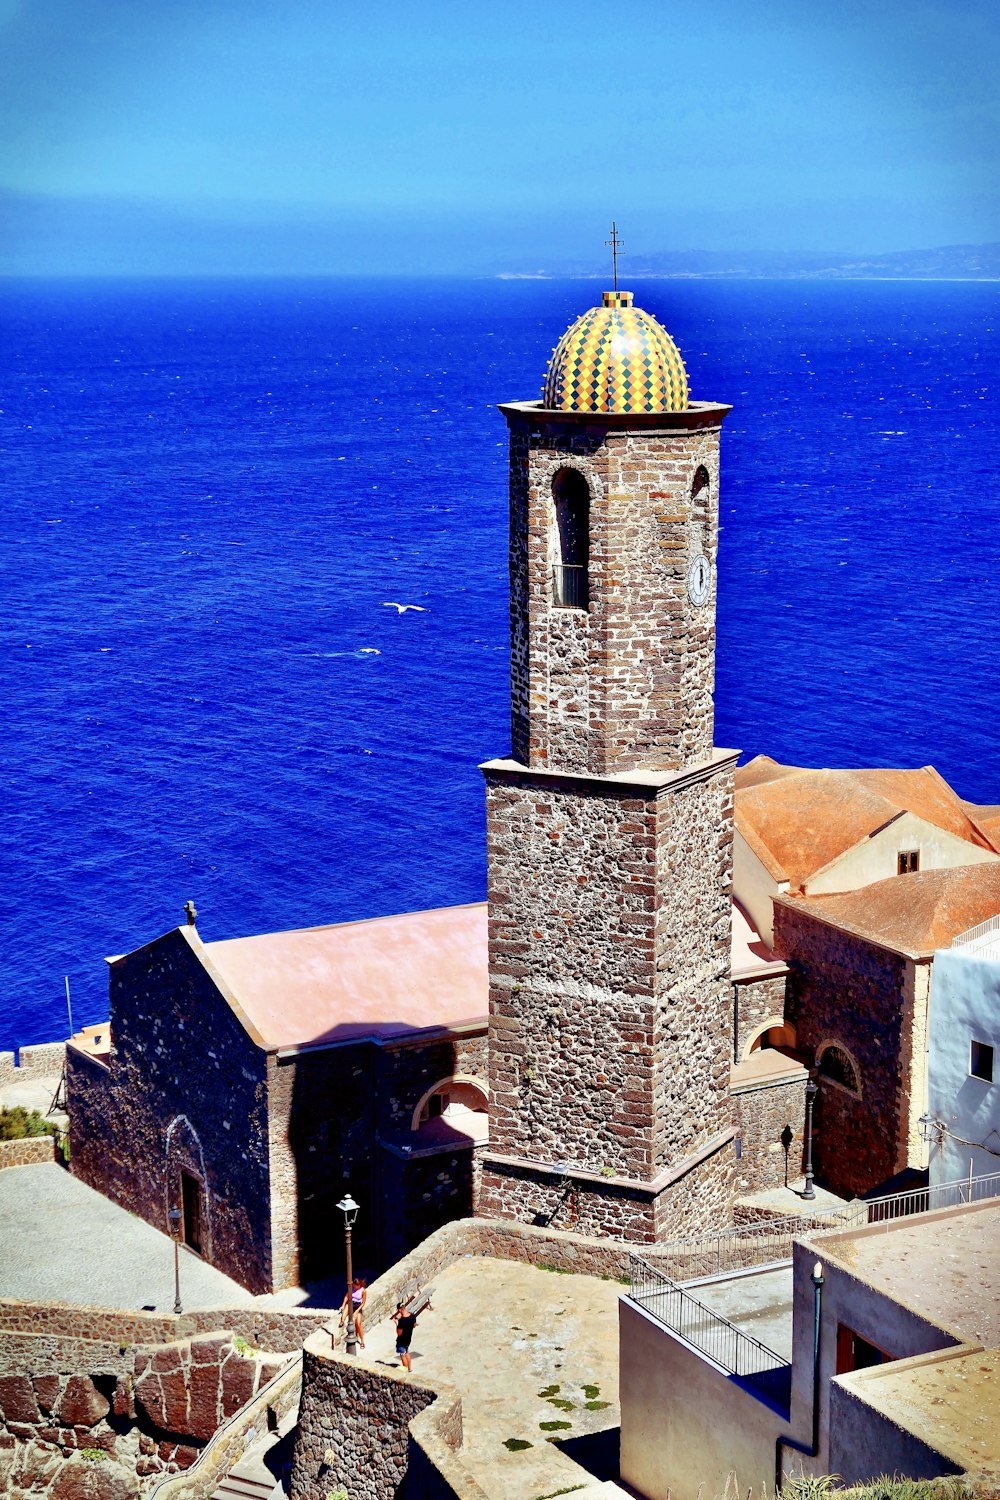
left=971, top=1040, right=995, bottom=1083
left=552, top=468, right=590, bottom=610
left=181, top=1170, right=203, bottom=1255
left=836, top=1324, right=890, bottom=1375
left=897, top=850, right=920, bottom=875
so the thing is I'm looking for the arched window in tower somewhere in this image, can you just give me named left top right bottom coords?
left=691, top=465, right=711, bottom=546
left=552, top=467, right=590, bottom=610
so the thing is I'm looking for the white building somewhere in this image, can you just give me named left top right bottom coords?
left=927, top=919, right=1000, bottom=1185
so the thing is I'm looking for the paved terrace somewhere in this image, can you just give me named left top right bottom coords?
left=0, top=1164, right=252, bottom=1310
left=354, top=1256, right=623, bottom=1500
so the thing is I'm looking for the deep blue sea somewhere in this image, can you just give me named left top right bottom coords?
left=2, top=276, right=998, bottom=1053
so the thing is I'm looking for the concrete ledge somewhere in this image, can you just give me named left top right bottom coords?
left=0, top=1135, right=56, bottom=1170
left=481, top=746, right=741, bottom=799
left=482, top=1127, right=738, bottom=1197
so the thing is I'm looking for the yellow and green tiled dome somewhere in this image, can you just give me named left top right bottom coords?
left=542, top=290, right=689, bottom=414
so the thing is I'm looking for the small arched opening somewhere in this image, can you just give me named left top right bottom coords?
left=552, top=467, right=590, bottom=610
left=411, top=1076, right=489, bottom=1140
left=746, top=1018, right=797, bottom=1058
left=817, top=1042, right=862, bottom=1097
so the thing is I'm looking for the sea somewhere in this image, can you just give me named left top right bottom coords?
left=1, top=276, right=998, bottom=1054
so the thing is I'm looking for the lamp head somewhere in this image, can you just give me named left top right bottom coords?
left=337, top=1193, right=360, bottom=1228
left=167, top=1206, right=182, bottom=1237
left=812, top=1260, right=825, bottom=1287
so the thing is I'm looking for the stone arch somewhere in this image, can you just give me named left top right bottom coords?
left=816, top=1040, right=863, bottom=1098
left=691, top=464, right=712, bottom=549
left=411, top=1075, right=488, bottom=1131
left=551, top=466, right=590, bottom=609
left=164, top=1113, right=213, bottom=1259
left=744, top=1017, right=797, bottom=1059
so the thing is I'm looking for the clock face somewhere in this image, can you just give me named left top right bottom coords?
left=687, top=553, right=711, bottom=607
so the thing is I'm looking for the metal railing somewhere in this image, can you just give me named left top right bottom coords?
left=552, top=564, right=589, bottom=609
left=629, top=1254, right=786, bottom=1377
left=952, top=912, right=1000, bottom=957
left=644, top=1169, right=1000, bottom=1283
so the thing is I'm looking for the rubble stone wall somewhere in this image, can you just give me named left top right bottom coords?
left=505, top=411, right=725, bottom=775
left=733, top=973, right=791, bottom=1061
left=0, top=1136, right=57, bottom=1169
left=775, top=903, right=916, bottom=1197
left=66, top=926, right=273, bottom=1294
left=0, top=1328, right=293, bottom=1497
left=732, top=1074, right=808, bottom=1193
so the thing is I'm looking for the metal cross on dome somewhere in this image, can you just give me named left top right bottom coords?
left=605, top=221, right=624, bottom=292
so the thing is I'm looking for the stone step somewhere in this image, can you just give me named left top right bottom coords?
left=210, top=1474, right=277, bottom=1499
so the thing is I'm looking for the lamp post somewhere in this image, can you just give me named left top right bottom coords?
left=337, top=1194, right=360, bottom=1356
left=802, top=1076, right=819, bottom=1201
left=167, top=1205, right=183, bottom=1315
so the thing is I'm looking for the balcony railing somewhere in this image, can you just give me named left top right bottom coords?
left=629, top=1254, right=786, bottom=1378
left=552, top=564, right=589, bottom=610
left=952, top=912, right=1000, bottom=958
left=642, top=1169, right=1000, bottom=1283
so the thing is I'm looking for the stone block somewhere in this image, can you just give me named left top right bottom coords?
left=49, top=1455, right=140, bottom=1500
left=0, top=1374, right=41, bottom=1424
left=56, top=1375, right=110, bottom=1428
left=220, top=1352, right=255, bottom=1417
left=186, top=1360, right=221, bottom=1441
left=33, top=1375, right=62, bottom=1415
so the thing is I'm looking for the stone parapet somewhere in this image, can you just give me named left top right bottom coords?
left=0, top=1136, right=56, bottom=1170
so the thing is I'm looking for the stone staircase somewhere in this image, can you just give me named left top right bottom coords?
left=209, top=1407, right=296, bottom=1499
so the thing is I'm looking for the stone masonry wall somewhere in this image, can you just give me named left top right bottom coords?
left=290, top=1341, right=439, bottom=1500
left=505, top=410, right=725, bottom=776
left=652, top=763, right=734, bottom=1165
left=485, top=757, right=735, bottom=1191
left=733, top=973, right=791, bottom=1061
left=485, top=774, right=662, bottom=1177
left=0, top=1136, right=56, bottom=1169
left=66, top=925, right=273, bottom=1293
left=775, top=903, right=917, bottom=1198
left=0, top=1329, right=291, bottom=1496
left=732, top=1074, right=808, bottom=1193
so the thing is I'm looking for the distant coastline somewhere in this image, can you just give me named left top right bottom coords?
left=497, top=241, right=1000, bottom=283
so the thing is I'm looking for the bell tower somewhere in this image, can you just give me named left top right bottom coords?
left=480, top=287, right=739, bottom=1241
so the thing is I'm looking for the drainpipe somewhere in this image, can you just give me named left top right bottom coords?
left=775, top=1260, right=824, bottom=1491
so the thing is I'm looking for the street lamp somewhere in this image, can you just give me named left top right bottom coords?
left=337, top=1194, right=360, bottom=1356
left=802, top=1076, right=819, bottom=1201
left=167, top=1205, right=183, bottom=1315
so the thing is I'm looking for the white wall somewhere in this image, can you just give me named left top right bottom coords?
left=733, top=826, right=784, bottom=945
left=805, top=812, right=998, bottom=897
left=927, top=947, right=1000, bottom=1186
left=619, top=1297, right=788, bottom=1500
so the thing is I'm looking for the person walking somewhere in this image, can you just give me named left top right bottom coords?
left=394, top=1299, right=423, bottom=1373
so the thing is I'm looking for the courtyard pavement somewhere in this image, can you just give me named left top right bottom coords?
left=0, top=1164, right=251, bottom=1310
left=354, top=1257, right=623, bottom=1500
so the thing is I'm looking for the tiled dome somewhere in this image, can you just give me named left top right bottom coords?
left=542, top=291, right=689, bottom=414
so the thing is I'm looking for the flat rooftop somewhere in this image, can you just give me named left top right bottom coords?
left=812, top=1200, right=1000, bottom=1346
left=843, top=1346, right=1000, bottom=1475
left=335, top=1257, right=623, bottom=1500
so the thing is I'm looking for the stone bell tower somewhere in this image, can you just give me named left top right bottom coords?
left=480, top=288, right=739, bottom=1241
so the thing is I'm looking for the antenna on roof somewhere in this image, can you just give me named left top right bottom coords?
left=605, top=221, right=624, bottom=292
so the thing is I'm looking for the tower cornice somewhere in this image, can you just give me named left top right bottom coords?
left=498, top=399, right=732, bottom=434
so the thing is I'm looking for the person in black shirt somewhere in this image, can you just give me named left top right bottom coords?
left=394, top=1300, right=422, bottom=1373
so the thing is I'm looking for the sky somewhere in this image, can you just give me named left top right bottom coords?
left=1, top=0, right=998, bottom=274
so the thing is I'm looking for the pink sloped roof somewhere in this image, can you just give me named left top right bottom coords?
left=203, top=902, right=488, bottom=1051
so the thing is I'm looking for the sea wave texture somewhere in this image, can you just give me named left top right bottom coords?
left=1, top=277, right=997, bottom=1049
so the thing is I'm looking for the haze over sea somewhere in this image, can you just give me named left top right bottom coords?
left=2, top=276, right=998, bottom=1053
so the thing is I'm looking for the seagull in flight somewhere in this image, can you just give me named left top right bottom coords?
left=381, top=602, right=427, bottom=614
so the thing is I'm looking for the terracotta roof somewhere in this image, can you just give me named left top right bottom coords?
left=736, top=756, right=999, bottom=888
left=203, top=903, right=488, bottom=1051
left=778, top=862, right=1000, bottom=957
left=963, top=800, right=1000, bottom=849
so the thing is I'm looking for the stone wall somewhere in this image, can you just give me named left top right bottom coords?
left=0, top=1136, right=56, bottom=1169
left=503, top=407, right=727, bottom=776
left=66, top=926, right=274, bottom=1294
left=290, top=1339, right=441, bottom=1500
left=732, top=1074, right=807, bottom=1193
left=733, top=972, right=790, bottom=1061
left=0, top=1042, right=66, bottom=1090
left=0, top=1326, right=294, bottom=1496
left=775, top=903, right=918, bottom=1198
